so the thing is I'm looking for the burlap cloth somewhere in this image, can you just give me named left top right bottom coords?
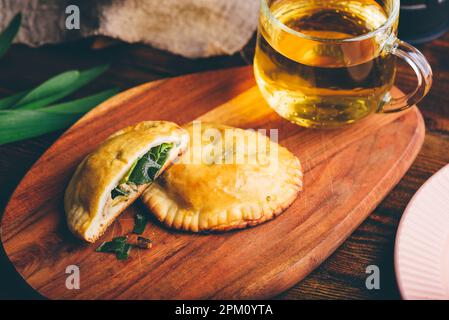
left=0, top=0, right=260, bottom=58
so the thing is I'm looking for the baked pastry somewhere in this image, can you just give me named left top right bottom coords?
left=141, top=122, right=303, bottom=232
left=64, top=121, right=189, bottom=243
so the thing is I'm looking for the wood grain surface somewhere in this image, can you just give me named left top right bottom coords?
left=0, top=32, right=448, bottom=299
left=1, top=66, right=424, bottom=299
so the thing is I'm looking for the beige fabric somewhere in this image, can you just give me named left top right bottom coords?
left=0, top=0, right=260, bottom=58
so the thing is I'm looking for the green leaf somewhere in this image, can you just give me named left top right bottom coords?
left=132, top=211, right=148, bottom=235
left=96, top=242, right=123, bottom=254
left=120, top=159, right=138, bottom=184
left=128, top=143, right=173, bottom=185
left=14, top=70, right=80, bottom=108
left=116, top=244, right=132, bottom=260
left=0, top=13, right=21, bottom=59
left=0, top=110, right=80, bottom=145
left=128, top=158, right=161, bottom=185
left=43, top=88, right=119, bottom=114
left=112, top=236, right=128, bottom=243
left=111, top=157, right=138, bottom=199
left=16, top=64, right=110, bottom=110
left=111, top=187, right=129, bottom=200
left=96, top=236, right=132, bottom=260
left=110, top=143, right=174, bottom=199
left=96, top=236, right=128, bottom=253
left=0, top=90, right=27, bottom=110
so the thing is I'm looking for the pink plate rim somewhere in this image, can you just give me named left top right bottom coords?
left=394, top=163, right=449, bottom=300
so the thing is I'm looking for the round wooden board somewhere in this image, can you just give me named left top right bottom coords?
left=0, top=66, right=424, bottom=299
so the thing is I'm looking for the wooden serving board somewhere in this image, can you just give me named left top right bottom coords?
left=1, top=66, right=424, bottom=299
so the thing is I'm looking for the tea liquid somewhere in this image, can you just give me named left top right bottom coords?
left=254, top=0, right=396, bottom=128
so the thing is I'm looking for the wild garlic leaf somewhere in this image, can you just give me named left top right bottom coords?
left=15, top=64, right=110, bottom=110
left=96, top=236, right=133, bottom=260
left=112, top=236, right=128, bottom=243
left=14, top=70, right=80, bottom=108
left=42, top=88, right=119, bottom=114
left=0, top=90, right=27, bottom=110
left=0, top=110, right=80, bottom=145
left=128, top=158, right=161, bottom=185
left=116, top=244, right=133, bottom=260
left=120, top=160, right=139, bottom=184
left=0, top=13, right=21, bottom=59
left=111, top=187, right=129, bottom=200
left=96, top=236, right=128, bottom=253
left=127, top=143, right=173, bottom=185
left=132, top=211, right=148, bottom=235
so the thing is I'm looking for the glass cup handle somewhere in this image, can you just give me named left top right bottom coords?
left=380, top=39, right=433, bottom=113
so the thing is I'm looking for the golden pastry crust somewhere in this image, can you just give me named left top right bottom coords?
left=64, top=121, right=189, bottom=242
left=141, top=122, right=303, bottom=232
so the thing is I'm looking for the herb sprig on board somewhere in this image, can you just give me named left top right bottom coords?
left=96, top=211, right=152, bottom=260
left=132, top=211, right=149, bottom=235
left=96, top=236, right=133, bottom=261
left=0, top=13, right=119, bottom=145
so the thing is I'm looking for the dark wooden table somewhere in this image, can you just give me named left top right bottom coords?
left=1, top=32, right=448, bottom=300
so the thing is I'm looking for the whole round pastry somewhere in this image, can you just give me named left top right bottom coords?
left=141, top=122, right=303, bottom=232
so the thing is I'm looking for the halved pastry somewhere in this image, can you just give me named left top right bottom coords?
left=141, top=122, right=303, bottom=232
left=64, top=121, right=189, bottom=243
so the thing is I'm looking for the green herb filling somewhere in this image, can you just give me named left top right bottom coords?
left=111, top=143, right=173, bottom=199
